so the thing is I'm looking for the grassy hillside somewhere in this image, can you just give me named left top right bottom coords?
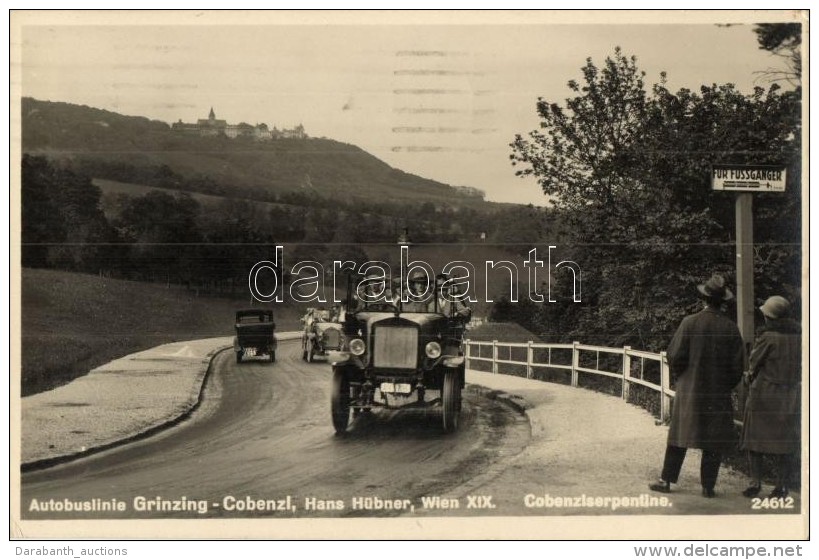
left=22, top=97, right=489, bottom=208
left=20, top=268, right=303, bottom=396
left=93, top=178, right=290, bottom=218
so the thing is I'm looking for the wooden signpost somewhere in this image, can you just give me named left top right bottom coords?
left=712, top=164, right=788, bottom=350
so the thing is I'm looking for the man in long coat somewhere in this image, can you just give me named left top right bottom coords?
left=649, top=274, right=745, bottom=497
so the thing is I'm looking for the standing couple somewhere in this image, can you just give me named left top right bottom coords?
left=648, top=275, right=801, bottom=498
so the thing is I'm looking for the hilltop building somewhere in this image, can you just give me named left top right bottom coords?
left=451, top=185, right=486, bottom=198
left=172, top=108, right=307, bottom=140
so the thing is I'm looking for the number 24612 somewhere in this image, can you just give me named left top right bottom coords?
left=751, top=497, right=794, bottom=510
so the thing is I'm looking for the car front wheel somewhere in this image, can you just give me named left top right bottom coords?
left=441, top=368, right=461, bottom=433
left=331, top=366, right=351, bottom=435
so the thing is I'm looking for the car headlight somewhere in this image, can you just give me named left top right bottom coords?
left=349, top=338, right=366, bottom=356
left=425, top=341, right=442, bottom=359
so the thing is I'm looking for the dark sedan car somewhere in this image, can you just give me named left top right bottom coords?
left=233, top=309, right=277, bottom=363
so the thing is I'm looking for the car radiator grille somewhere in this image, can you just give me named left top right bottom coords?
left=373, top=326, right=418, bottom=369
left=322, top=328, right=341, bottom=349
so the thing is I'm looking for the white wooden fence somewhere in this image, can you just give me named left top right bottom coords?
left=464, top=339, right=675, bottom=422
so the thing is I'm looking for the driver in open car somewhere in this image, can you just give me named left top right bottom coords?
left=401, top=270, right=435, bottom=312
left=353, top=273, right=394, bottom=311
left=431, top=273, right=472, bottom=319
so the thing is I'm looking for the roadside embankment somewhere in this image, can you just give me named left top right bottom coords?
left=21, top=332, right=301, bottom=469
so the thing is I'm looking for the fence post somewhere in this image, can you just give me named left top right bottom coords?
left=464, top=339, right=471, bottom=371
left=526, top=341, right=533, bottom=379
left=492, top=340, right=498, bottom=374
left=622, top=346, right=631, bottom=401
left=660, top=351, right=671, bottom=422
left=571, top=341, right=579, bottom=387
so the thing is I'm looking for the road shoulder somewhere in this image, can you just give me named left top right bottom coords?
left=466, top=370, right=791, bottom=516
left=21, top=337, right=234, bottom=469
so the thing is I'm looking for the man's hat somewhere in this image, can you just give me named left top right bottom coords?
left=408, top=269, right=429, bottom=283
left=358, top=273, right=385, bottom=295
left=759, top=295, right=791, bottom=319
left=697, top=274, right=734, bottom=302
left=361, top=272, right=387, bottom=286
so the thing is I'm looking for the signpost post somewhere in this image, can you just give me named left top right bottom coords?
left=711, top=164, right=787, bottom=353
left=735, top=193, right=754, bottom=350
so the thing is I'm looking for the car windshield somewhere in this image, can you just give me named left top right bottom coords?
left=397, top=300, right=443, bottom=314
left=237, top=313, right=271, bottom=323
left=346, top=274, right=451, bottom=315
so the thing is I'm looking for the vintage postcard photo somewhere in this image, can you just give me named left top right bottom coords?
left=9, top=9, right=808, bottom=541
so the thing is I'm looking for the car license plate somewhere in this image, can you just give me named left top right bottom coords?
left=245, top=348, right=256, bottom=357
left=380, top=382, right=412, bottom=394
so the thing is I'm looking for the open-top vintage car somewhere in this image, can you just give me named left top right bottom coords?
left=301, top=307, right=342, bottom=362
left=326, top=273, right=469, bottom=434
left=234, top=309, right=277, bottom=363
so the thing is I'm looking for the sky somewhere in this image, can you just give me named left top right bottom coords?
left=13, top=11, right=799, bottom=205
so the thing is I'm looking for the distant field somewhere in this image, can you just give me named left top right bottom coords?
left=20, top=268, right=303, bottom=396
left=93, top=178, right=288, bottom=216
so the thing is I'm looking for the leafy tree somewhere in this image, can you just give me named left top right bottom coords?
left=197, top=199, right=273, bottom=294
left=21, top=155, right=67, bottom=267
left=753, top=23, right=802, bottom=85
left=488, top=204, right=556, bottom=253
left=488, top=296, right=515, bottom=322
left=114, top=190, right=203, bottom=283
left=510, top=48, right=801, bottom=350
left=511, top=48, right=649, bottom=210
left=302, top=207, right=339, bottom=243
left=21, top=155, right=117, bottom=272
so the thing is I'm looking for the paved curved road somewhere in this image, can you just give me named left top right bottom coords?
left=19, top=339, right=804, bottom=533
left=21, top=340, right=530, bottom=519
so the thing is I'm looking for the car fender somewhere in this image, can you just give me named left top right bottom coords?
left=442, top=355, right=464, bottom=368
left=326, top=350, right=350, bottom=364
left=326, top=351, right=365, bottom=369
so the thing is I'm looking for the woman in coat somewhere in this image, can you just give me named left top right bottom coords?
left=740, top=296, right=801, bottom=499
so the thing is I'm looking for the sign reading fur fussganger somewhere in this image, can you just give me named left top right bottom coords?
left=712, top=164, right=787, bottom=192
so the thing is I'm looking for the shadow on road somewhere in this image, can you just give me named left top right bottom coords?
left=337, top=405, right=470, bottom=441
